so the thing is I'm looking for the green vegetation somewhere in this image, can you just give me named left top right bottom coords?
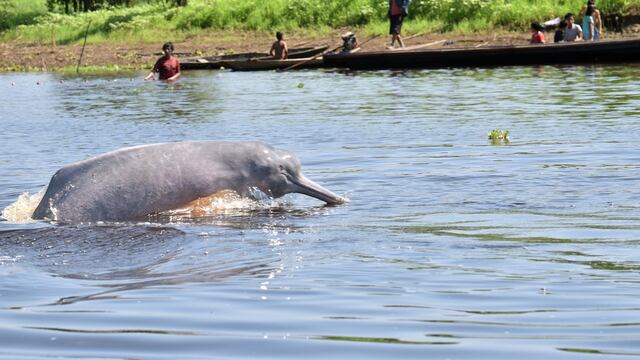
left=488, top=128, right=510, bottom=144
left=58, top=63, right=146, bottom=74
left=0, top=63, right=144, bottom=74
left=320, top=335, right=457, bottom=345
left=45, top=0, right=186, bottom=14
left=0, top=0, right=48, bottom=31
left=5, top=4, right=176, bottom=44
left=1, top=0, right=639, bottom=44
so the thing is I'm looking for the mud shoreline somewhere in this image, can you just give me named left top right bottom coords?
left=0, top=29, right=636, bottom=72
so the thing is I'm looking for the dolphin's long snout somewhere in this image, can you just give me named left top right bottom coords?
left=291, top=175, right=348, bottom=205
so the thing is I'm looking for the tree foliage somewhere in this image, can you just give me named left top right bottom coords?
left=46, top=0, right=187, bottom=13
left=0, top=0, right=14, bottom=30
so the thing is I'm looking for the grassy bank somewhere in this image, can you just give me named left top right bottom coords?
left=0, top=0, right=47, bottom=31
left=1, top=0, right=639, bottom=45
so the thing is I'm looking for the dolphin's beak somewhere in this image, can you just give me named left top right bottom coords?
left=291, top=175, right=348, bottom=205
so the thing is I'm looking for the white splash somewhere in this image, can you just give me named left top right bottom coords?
left=1, top=190, right=44, bottom=224
left=0, top=255, right=23, bottom=265
left=161, top=189, right=276, bottom=217
left=2, top=189, right=281, bottom=224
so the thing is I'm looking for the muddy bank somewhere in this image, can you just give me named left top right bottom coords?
left=0, top=29, right=636, bottom=72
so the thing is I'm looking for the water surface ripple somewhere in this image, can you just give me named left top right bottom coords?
left=1, top=65, right=640, bottom=359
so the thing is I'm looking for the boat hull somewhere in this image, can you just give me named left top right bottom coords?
left=222, top=58, right=324, bottom=71
left=323, top=39, right=640, bottom=70
left=182, top=45, right=328, bottom=70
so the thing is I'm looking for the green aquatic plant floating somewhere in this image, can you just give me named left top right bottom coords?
left=488, top=129, right=510, bottom=145
left=297, top=82, right=305, bottom=89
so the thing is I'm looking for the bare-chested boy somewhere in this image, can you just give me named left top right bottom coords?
left=270, top=32, right=289, bottom=60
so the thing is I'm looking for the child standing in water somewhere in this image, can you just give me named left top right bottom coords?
left=144, top=42, right=181, bottom=81
left=270, top=32, right=289, bottom=60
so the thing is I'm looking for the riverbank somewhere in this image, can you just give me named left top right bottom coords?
left=3, top=28, right=639, bottom=73
left=3, top=0, right=640, bottom=73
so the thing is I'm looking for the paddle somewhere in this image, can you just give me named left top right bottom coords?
left=403, top=31, right=428, bottom=41
left=389, top=39, right=447, bottom=51
left=279, top=44, right=342, bottom=72
left=280, top=34, right=381, bottom=72
left=355, top=34, right=381, bottom=50
left=76, top=19, right=92, bottom=74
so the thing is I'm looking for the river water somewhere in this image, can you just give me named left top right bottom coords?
left=0, top=66, right=639, bottom=359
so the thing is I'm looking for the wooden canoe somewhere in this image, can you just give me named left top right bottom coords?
left=322, top=38, right=640, bottom=70
left=222, top=57, right=324, bottom=71
left=181, top=45, right=329, bottom=70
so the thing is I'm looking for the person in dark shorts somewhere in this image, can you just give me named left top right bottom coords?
left=388, top=0, right=411, bottom=48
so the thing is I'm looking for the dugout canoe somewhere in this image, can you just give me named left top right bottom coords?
left=180, top=52, right=264, bottom=70
left=181, top=45, right=328, bottom=70
left=322, top=38, right=640, bottom=70
left=222, top=57, right=324, bottom=71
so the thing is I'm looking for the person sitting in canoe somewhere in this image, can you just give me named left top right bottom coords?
left=270, top=32, right=289, bottom=60
left=563, top=13, right=583, bottom=42
left=144, top=42, right=181, bottom=81
left=554, top=20, right=567, bottom=43
left=530, top=22, right=546, bottom=44
left=341, top=32, right=360, bottom=53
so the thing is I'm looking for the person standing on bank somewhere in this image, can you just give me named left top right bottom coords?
left=144, top=42, right=181, bottom=81
left=389, top=0, right=411, bottom=48
left=592, top=1, right=604, bottom=39
left=581, top=1, right=604, bottom=40
left=582, top=4, right=596, bottom=40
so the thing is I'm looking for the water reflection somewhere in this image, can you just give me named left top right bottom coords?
left=52, top=75, right=223, bottom=124
left=0, top=223, right=281, bottom=308
left=1, top=66, right=640, bottom=359
left=0, top=225, right=187, bottom=279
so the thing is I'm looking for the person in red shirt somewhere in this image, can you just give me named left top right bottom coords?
left=144, top=42, right=181, bottom=81
left=530, top=22, right=546, bottom=44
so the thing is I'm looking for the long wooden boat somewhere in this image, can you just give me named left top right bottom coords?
left=222, top=57, right=324, bottom=71
left=322, top=38, right=640, bottom=70
left=181, top=45, right=328, bottom=70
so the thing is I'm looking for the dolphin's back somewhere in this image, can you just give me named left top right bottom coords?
left=31, top=141, right=267, bottom=222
